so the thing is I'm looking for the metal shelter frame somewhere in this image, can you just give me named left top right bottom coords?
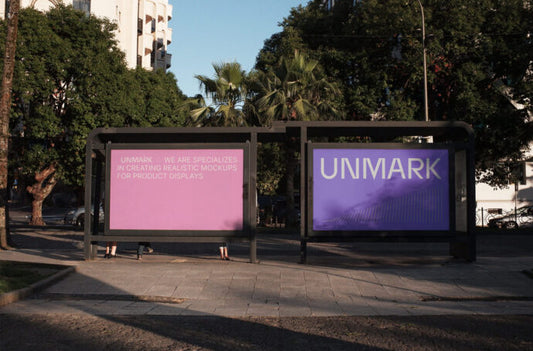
left=84, top=121, right=476, bottom=262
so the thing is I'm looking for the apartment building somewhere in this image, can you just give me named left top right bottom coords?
left=0, top=0, right=172, bottom=71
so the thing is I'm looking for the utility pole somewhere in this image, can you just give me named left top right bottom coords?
left=0, top=0, right=21, bottom=250
left=416, top=0, right=429, bottom=122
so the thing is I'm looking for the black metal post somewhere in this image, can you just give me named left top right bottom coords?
left=249, top=133, right=258, bottom=263
left=300, top=125, right=307, bottom=264
left=84, top=141, right=93, bottom=260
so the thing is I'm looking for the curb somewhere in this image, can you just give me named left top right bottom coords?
left=0, top=266, right=76, bottom=308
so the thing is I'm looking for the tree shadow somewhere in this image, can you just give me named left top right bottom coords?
left=0, top=270, right=388, bottom=350
left=1, top=308, right=532, bottom=350
left=2, top=227, right=533, bottom=349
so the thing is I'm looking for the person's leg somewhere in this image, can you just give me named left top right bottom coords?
left=104, top=242, right=111, bottom=258
left=223, top=245, right=229, bottom=260
left=220, top=243, right=229, bottom=260
left=146, top=242, right=153, bottom=253
left=219, top=245, right=225, bottom=260
left=110, top=242, right=117, bottom=257
left=137, top=243, right=145, bottom=260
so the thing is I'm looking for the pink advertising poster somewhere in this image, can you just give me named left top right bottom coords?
left=108, top=148, right=244, bottom=231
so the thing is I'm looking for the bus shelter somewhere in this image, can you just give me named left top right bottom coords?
left=84, top=121, right=476, bottom=262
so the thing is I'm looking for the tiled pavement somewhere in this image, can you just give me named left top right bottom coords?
left=1, top=247, right=532, bottom=317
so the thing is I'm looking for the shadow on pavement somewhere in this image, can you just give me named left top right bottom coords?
left=1, top=309, right=532, bottom=350
left=2, top=224, right=533, bottom=350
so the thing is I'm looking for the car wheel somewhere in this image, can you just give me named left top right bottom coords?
left=505, top=221, right=518, bottom=229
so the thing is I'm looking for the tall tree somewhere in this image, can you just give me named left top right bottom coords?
left=258, top=0, right=533, bottom=186
left=5, top=6, right=187, bottom=225
left=254, top=50, right=341, bottom=124
left=190, top=62, right=249, bottom=127
left=0, top=0, right=20, bottom=249
left=8, top=6, right=131, bottom=224
left=126, top=68, right=188, bottom=127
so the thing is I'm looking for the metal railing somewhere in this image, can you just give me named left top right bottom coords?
left=476, top=208, right=501, bottom=227
left=476, top=207, right=527, bottom=228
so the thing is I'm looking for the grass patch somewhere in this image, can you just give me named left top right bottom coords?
left=0, top=261, right=65, bottom=294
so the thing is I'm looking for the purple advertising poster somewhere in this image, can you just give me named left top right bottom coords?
left=313, top=148, right=449, bottom=231
left=109, top=148, right=244, bottom=231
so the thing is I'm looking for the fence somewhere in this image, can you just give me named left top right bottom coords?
left=476, top=207, right=526, bottom=228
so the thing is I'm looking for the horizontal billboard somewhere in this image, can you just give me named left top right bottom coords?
left=311, top=145, right=450, bottom=232
left=107, top=146, right=245, bottom=232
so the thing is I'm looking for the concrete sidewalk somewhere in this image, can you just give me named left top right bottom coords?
left=1, top=240, right=533, bottom=317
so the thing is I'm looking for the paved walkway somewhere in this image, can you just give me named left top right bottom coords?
left=1, top=238, right=533, bottom=317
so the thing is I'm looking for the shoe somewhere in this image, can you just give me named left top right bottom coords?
left=137, top=254, right=142, bottom=260
left=109, top=254, right=117, bottom=259
left=104, top=253, right=109, bottom=259
left=224, top=257, right=230, bottom=261
left=146, top=247, right=154, bottom=254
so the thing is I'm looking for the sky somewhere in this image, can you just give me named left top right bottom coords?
left=167, top=0, right=309, bottom=98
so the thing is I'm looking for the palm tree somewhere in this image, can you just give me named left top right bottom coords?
left=254, top=50, right=341, bottom=125
left=252, top=50, right=343, bottom=227
left=190, top=62, right=248, bottom=127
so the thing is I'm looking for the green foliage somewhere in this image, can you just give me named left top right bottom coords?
left=190, top=62, right=249, bottom=127
left=251, top=50, right=343, bottom=124
left=257, top=143, right=285, bottom=196
left=256, top=0, right=533, bottom=186
left=255, top=27, right=308, bottom=72
left=128, top=68, right=188, bottom=127
left=3, top=6, right=187, bottom=188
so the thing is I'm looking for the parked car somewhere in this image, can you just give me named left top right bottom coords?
left=488, top=206, right=533, bottom=229
left=64, top=205, right=104, bottom=228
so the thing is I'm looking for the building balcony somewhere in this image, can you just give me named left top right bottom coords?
left=157, top=2, right=166, bottom=22
left=155, top=37, right=164, bottom=50
left=167, top=4, right=173, bottom=20
left=166, top=27, right=172, bottom=44
left=165, top=53, right=172, bottom=69
left=154, top=50, right=172, bottom=70
left=142, top=34, right=155, bottom=54
left=144, top=0, right=156, bottom=22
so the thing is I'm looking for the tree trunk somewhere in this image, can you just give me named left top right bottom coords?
left=0, top=0, right=21, bottom=250
left=26, top=164, right=57, bottom=226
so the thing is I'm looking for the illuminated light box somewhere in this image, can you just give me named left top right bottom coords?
left=107, top=147, right=244, bottom=231
left=311, top=146, right=450, bottom=231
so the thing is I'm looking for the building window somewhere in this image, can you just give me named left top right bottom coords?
left=323, top=0, right=361, bottom=10
left=150, top=51, right=156, bottom=67
left=73, top=0, right=91, bottom=15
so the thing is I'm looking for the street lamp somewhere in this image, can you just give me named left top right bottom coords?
left=415, top=0, right=429, bottom=122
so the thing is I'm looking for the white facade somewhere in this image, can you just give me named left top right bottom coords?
left=475, top=147, right=533, bottom=225
left=0, top=0, right=172, bottom=71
